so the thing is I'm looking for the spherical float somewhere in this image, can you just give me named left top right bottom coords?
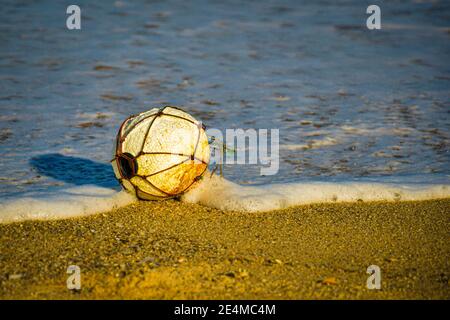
left=111, top=106, right=210, bottom=200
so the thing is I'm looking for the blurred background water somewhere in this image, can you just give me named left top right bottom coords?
left=0, top=0, right=449, bottom=199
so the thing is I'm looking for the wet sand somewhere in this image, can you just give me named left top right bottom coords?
left=0, top=199, right=449, bottom=299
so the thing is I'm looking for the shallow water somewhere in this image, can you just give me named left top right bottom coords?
left=0, top=0, right=449, bottom=204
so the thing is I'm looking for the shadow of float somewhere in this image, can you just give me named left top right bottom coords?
left=29, top=153, right=118, bottom=188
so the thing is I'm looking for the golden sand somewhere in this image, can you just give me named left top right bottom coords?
left=0, top=199, right=449, bottom=299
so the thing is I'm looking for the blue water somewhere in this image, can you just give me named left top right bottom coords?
left=0, top=0, right=449, bottom=200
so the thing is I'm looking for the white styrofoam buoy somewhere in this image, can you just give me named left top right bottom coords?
left=111, top=106, right=210, bottom=200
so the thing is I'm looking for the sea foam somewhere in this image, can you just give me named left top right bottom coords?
left=0, top=175, right=449, bottom=224
left=182, top=175, right=450, bottom=212
left=0, top=186, right=135, bottom=224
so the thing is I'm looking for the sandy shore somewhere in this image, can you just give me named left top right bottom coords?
left=0, top=199, right=449, bottom=299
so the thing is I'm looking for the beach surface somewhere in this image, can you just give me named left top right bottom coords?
left=0, top=199, right=449, bottom=299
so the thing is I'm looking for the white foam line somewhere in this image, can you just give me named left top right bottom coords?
left=182, top=175, right=450, bottom=212
left=1, top=176, right=449, bottom=224
left=0, top=186, right=136, bottom=224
